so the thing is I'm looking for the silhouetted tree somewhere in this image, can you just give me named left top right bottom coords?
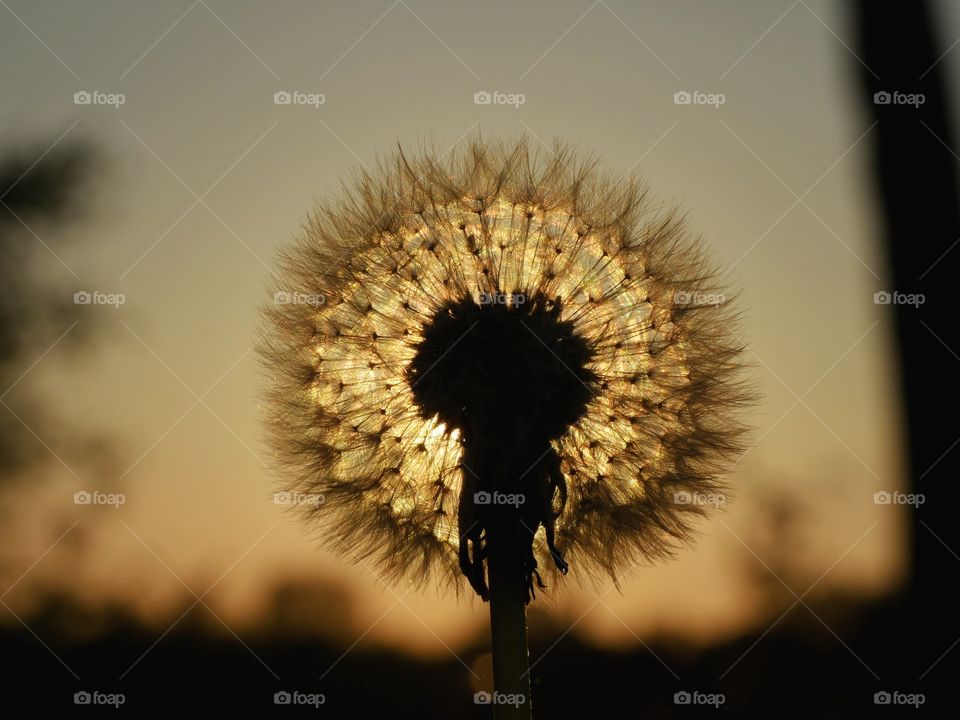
left=0, top=142, right=96, bottom=479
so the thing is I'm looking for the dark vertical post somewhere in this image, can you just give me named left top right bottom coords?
left=856, top=0, right=960, bottom=681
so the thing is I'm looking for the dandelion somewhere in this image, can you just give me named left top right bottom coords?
left=260, top=137, right=749, bottom=716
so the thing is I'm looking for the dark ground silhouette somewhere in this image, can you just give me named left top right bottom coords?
left=0, top=583, right=911, bottom=718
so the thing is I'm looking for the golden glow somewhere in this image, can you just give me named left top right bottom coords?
left=300, top=195, right=695, bottom=561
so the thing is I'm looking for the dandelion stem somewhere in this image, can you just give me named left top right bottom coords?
left=487, top=514, right=532, bottom=719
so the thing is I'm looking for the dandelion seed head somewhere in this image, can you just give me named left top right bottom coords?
left=260, top=136, right=750, bottom=597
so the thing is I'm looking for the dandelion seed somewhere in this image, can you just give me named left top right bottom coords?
left=260, top=136, right=750, bottom=715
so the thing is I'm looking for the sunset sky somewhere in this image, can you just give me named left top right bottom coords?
left=3, top=0, right=949, bottom=659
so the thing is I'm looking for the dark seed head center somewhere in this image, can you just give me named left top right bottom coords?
left=407, top=292, right=597, bottom=451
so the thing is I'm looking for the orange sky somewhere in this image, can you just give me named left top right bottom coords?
left=1, top=0, right=938, bottom=657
